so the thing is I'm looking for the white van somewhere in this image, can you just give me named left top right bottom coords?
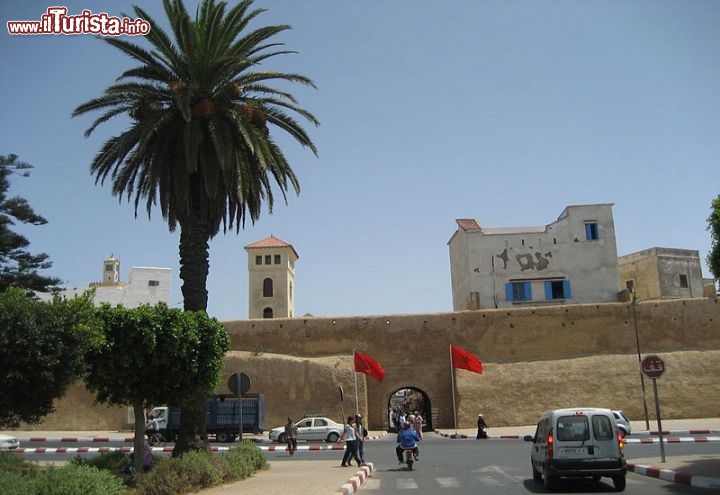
left=525, top=407, right=627, bottom=491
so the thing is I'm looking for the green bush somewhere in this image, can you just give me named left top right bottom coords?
left=0, top=442, right=268, bottom=495
left=224, top=441, right=269, bottom=478
left=70, top=450, right=129, bottom=472
left=208, top=453, right=233, bottom=482
left=132, top=455, right=189, bottom=495
left=27, top=464, right=126, bottom=495
left=0, top=452, right=39, bottom=476
left=0, top=470, right=33, bottom=495
left=132, top=443, right=268, bottom=495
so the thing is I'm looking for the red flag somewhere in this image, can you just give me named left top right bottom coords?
left=354, top=351, right=385, bottom=382
left=450, top=345, right=483, bottom=374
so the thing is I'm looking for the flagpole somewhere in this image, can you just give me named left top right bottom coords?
left=450, top=345, right=458, bottom=435
left=353, top=350, right=359, bottom=414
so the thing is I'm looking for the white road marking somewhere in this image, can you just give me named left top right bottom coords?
left=396, top=478, right=419, bottom=489
left=436, top=477, right=461, bottom=487
left=363, top=478, right=381, bottom=489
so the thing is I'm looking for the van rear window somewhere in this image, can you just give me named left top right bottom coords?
left=556, top=415, right=589, bottom=441
left=592, top=415, right=614, bottom=440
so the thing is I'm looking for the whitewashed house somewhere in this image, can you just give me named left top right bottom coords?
left=37, top=255, right=171, bottom=308
left=448, top=204, right=620, bottom=310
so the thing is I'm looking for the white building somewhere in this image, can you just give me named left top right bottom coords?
left=37, top=255, right=171, bottom=308
left=448, top=204, right=620, bottom=310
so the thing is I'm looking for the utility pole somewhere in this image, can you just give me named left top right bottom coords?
left=632, top=291, right=651, bottom=431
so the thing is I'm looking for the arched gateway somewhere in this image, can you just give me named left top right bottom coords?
left=387, top=386, right=432, bottom=432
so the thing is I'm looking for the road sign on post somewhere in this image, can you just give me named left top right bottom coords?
left=641, top=355, right=665, bottom=378
left=641, top=355, right=666, bottom=462
left=227, top=372, right=252, bottom=441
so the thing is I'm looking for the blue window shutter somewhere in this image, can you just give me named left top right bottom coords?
left=505, top=283, right=513, bottom=302
left=524, top=282, right=532, bottom=301
left=585, top=223, right=592, bottom=240
left=544, top=281, right=552, bottom=300
left=563, top=280, right=572, bottom=299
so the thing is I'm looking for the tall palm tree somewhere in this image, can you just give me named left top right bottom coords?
left=73, top=0, right=317, bottom=452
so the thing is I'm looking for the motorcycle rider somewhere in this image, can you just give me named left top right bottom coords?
left=395, top=421, right=420, bottom=464
left=145, top=416, right=161, bottom=445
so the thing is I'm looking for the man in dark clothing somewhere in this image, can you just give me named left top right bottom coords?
left=285, top=418, right=298, bottom=455
left=355, top=414, right=368, bottom=464
left=477, top=413, right=488, bottom=439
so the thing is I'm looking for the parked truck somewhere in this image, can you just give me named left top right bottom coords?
left=147, top=393, right=266, bottom=443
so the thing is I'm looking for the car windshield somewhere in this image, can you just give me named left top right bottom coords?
left=148, top=409, right=164, bottom=419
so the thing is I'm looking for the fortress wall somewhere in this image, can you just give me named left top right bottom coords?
left=221, top=299, right=720, bottom=430
left=223, top=299, right=720, bottom=361
left=16, top=299, right=720, bottom=431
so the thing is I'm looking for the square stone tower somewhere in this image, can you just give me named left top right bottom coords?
left=244, top=235, right=299, bottom=318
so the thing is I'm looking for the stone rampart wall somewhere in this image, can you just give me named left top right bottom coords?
left=223, top=299, right=720, bottom=360
left=222, top=299, right=720, bottom=430
left=19, top=299, right=720, bottom=432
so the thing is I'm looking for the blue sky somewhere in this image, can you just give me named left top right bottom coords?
left=2, top=0, right=719, bottom=321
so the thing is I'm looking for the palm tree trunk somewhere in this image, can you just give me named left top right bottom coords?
left=178, top=218, right=210, bottom=312
left=133, top=402, right=146, bottom=473
left=174, top=217, right=212, bottom=454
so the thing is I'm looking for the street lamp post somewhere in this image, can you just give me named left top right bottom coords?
left=632, top=292, right=651, bottom=431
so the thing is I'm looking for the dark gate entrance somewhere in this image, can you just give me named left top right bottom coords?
left=387, top=387, right=432, bottom=432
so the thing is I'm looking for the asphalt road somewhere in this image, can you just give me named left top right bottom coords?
left=266, top=434, right=716, bottom=495
left=16, top=433, right=718, bottom=494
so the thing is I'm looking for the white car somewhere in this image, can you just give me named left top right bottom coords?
left=268, top=417, right=343, bottom=443
left=612, top=410, right=632, bottom=436
left=0, top=434, right=19, bottom=451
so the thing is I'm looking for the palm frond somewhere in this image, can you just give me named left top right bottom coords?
left=73, top=0, right=318, bottom=240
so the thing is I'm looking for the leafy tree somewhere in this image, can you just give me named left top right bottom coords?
left=707, top=194, right=720, bottom=281
left=85, top=303, right=229, bottom=469
left=0, top=154, right=61, bottom=292
left=72, top=0, right=317, bottom=453
left=0, top=289, right=101, bottom=428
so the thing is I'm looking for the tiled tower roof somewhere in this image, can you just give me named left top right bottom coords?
left=245, top=235, right=299, bottom=259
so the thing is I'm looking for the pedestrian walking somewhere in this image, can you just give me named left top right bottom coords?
left=355, top=414, right=368, bottom=464
left=477, top=413, right=488, bottom=439
left=413, top=410, right=424, bottom=439
left=338, top=416, right=362, bottom=467
left=285, top=417, right=298, bottom=455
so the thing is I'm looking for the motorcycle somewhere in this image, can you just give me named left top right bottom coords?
left=404, top=447, right=415, bottom=470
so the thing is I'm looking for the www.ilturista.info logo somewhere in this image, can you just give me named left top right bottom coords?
left=7, top=7, right=150, bottom=36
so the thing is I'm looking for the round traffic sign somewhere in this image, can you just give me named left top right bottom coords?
left=641, top=355, right=665, bottom=378
left=228, top=372, right=251, bottom=395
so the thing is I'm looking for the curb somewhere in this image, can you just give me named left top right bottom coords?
left=626, top=437, right=720, bottom=444
left=15, top=444, right=348, bottom=455
left=627, top=463, right=720, bottom=490
left=434, top=431, right=720, bottom=443
left=632, top=430, right=720, bottom=437
left=434, top=430, right=524, bottom=440
left=337, top=463, right=373, bottom=495
left=17, top=436, right=266, bottom=444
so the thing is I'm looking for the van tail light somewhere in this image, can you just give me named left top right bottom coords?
left=547, top=427, right=554, bottom=460
left=617, top=430, right=625, bottom=450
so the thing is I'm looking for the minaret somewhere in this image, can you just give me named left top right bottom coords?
left=244, top=236, right=299, bottom=319
left=103, top=255, right=120, bottom=285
